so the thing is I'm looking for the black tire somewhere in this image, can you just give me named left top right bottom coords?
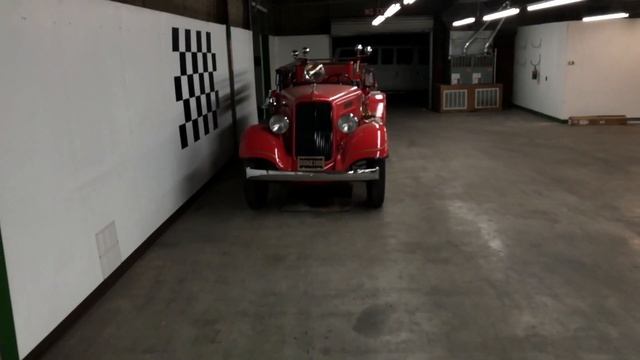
left=366, top=159, right=386, bottom=208
left=244, top=179, right=268, bottom=209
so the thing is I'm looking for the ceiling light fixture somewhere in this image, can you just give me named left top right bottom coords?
left=582, top=12, right=629, bottom=22
left=452, top=17, right=476, bottom=27
left=384, top=3, right=402, bottom=18
left=372, top=15, right=386, bottom=26
left=483, top=7, right=520, bottom=21
left=403, top=0, right=416, bottom=5
left=527, top=0, right=584, bottom=11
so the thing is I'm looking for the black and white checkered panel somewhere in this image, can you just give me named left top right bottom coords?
left=172, top=27, right=220, bottom=149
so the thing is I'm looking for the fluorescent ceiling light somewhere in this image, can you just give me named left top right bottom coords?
left=384, top=3, right=402, bottom=18
left=452, top=17, right=476, bottom=27
left=403, top=0, right=416, bottom=4
left=527, top=0, right=584, bottom=11
left=583, top=12, right=629, bottom=22
left=372, top=15, right=386, bottom=26
left=483, top=7, right=520, bottom=21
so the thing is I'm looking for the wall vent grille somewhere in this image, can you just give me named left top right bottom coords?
left=443, top=89, right=468, bottom=110
left=475, top=88, right=500, bottom=109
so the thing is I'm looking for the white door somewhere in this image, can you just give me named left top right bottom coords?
left=373, top=47, right=397, bottom=91
left=416, top=47, right=430, bottom=91
left=395, top=47, right=416, bottom=91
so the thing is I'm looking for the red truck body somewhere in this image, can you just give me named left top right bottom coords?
left=239, top=50, right=389, bottom=208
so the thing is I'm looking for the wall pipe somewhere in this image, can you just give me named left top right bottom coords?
left=483, top=16, right=505, bottom=54
left=462, top=21, right=489, bottom=55
left=463, top=1, right=509, bottom=55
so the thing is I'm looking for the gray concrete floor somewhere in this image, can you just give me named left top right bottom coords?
left=42, top=108, right=640, bottom=360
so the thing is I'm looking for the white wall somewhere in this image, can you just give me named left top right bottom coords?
left=0, top=0, right=255, bottom=357
left=268, top=35, right=331, bottom=89
left=565, top=19, right=640, bottom=118
left=513, top=19, right=640, bottom=120
left=513, top=22, right=569, bottom=119
left=231, top=28, right=259, bottom=134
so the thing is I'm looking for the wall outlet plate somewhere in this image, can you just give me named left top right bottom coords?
left=96, top=221, right=122, bottom=279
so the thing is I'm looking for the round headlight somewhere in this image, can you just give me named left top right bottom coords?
left=269, top=114, right=289, bottom=134
left=338, top=114, right=358, bottom=134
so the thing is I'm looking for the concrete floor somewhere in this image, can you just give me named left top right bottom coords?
left=42, top=108, right=640, bottom=360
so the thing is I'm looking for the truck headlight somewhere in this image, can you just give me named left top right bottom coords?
left=338, top=114, right=358, bottom=134
left=269, top=114, right=289, bottom=134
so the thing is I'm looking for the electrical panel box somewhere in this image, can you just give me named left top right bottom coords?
left=450, top=54, right=495, bottom=85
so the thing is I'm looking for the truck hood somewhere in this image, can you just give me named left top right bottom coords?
left=281, top=84, right=360, bottom=103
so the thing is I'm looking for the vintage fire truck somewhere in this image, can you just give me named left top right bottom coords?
left=239, top=45, right=389, bottom=209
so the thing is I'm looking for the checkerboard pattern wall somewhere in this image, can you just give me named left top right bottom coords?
left=172, top=27, right=220, bottom=149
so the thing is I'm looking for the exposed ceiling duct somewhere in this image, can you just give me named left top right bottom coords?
left=462, top=21, right=490, bottom=55
left=463, top=1, right=509, bottom=55
left=483, top=16, right=505, bottom=54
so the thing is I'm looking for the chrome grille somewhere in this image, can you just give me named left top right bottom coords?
left=295, top=102, right=333, bottom=159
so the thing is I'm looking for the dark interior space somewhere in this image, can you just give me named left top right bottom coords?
left=334, top=33, right=431, bottom=108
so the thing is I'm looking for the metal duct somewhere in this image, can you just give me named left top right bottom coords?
left=462, top=21, right=489, bottom=55
left=463, top=0, right=509, bottom=55
left=483, top=17, right=505, bottom=54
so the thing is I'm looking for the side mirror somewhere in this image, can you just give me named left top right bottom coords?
left=263, top=92, right=277, bottom=109
left=304, top=63, right=326, bottom=82
left=365, top=46, right=373, bottom=56
left=363, top=70, right=376, bottom=88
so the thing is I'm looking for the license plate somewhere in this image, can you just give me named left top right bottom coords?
left=297, top=156, right=325, bottom=171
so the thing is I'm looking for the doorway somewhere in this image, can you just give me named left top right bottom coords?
left=332, top=33, right=432, bottom=108
left=0, top=225, right=18, bottom=360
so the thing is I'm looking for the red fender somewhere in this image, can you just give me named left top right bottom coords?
left=367, top=91, right=387, bottom=125
left=239, top=125, right=292, bottom=169
left=337, top=122, right=389, bottom=170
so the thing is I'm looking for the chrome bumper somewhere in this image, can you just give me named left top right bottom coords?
left=245, top=167, right=379, bottom=182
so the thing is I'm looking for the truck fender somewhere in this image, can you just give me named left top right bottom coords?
left=239, top=125, right=292, bottom=169
left=340, top=122, right=389, bottom=169
left=367, top=91, right=387, bottom=125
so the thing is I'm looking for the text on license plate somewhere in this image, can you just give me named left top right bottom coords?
left=297, top=157, right=325, bottom=171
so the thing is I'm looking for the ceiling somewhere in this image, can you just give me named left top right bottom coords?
left=442, top=0, right=640, bottom=26
left=269, top=0, right=640, bottom=29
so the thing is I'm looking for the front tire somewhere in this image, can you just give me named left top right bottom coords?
left=244, top=179, right=268, bottom=210
left=366, top=159, right=386, bottom=208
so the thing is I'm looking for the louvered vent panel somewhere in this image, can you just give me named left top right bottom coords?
left=475, top=88, right=500, bottom=109
left=442, top=90, right=468, bottom=111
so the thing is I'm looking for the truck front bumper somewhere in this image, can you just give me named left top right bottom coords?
left=245, top=167, right=380, bottom=182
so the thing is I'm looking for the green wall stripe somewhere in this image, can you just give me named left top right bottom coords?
left=0, top=225, right=19, bottom=360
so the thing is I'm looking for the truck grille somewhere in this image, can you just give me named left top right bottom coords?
left=295, top=102, right=333, bottom=159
